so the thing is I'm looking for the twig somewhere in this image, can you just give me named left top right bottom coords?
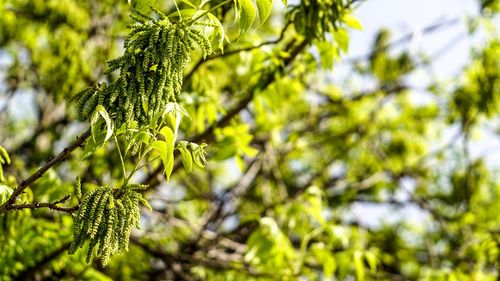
left=6, top=195, right=78, bottom=214
left=131, top=236, right=267, bottom=277
left=342, top=17, right=460, bottom=64
left=184, top=20, right=292, bottom=83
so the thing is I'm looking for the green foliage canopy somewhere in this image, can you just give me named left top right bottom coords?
left=0, top=0, right=499, bottom=280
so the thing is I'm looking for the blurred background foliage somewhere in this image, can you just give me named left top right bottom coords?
left=0, top=0, right=499, bottom=280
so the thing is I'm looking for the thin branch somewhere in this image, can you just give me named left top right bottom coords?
left=184, top=20, right=292, bottom=83
left=131, top=236, right=267, bottom=278
left=342, top=17, right=460, bottom=64
left=0, top=128, right=90, bottom=214
left=210, top=21, right=291, bottom=60
left=182, top=157, right=262, bottom=251
left=6, top=194, right=78, bottom=214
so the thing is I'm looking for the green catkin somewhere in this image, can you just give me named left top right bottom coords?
left=98, top=196, right=115, bottom=266
left=114, top=201, right=125, bottom=252
left=76, top=89, right=93, bottom=119
left=75, top=177, right=82, bottom=201
left=89, top=191, right=110, bottom=239
left=81, top=92, right=99, bottom=120
left=0, top=146, right=9, bottom=165
left=150, top=6, right=166, bottom=19
left=70, top=183, right=150, bottom=265
left=130, top=143, right=140, bottom=156
left=118, top=203, right=129, bottom=252
left=75, top=9, right=212, bottom=130
left=70, top=187, right=99, bottom=253
left=86, top=231, right=99, bottom=263
left=128, top=184, right=148, bottom=191
left=121, top=192, right=135, bottom=251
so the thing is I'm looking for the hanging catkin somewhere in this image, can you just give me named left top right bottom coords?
left=69, top=185, right=151, bottom=266
left=75, top=9, right=212, bottom=129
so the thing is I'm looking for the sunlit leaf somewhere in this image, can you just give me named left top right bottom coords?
left=343, top=13, right=363, bottom=30
left=177, top=141, right=193, bottom=173
left=256, top=0, right=272, bottom=24
left=237, top=0, right=257, bottom=35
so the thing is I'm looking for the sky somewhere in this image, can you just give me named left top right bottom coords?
left=339, top=0, right=500, bottom=228
left=348, top=0, right=478, bottom=75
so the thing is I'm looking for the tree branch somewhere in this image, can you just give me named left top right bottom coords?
left=184, top=21, right=291, bottom=82
left=6, top=194, right=78, bottom=214
left=131, top=236, right=266, bottom=278
left=0, top=129, right=90, bottom=214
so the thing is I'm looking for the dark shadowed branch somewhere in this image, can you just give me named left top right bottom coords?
left=0, top=129, right=90, bottom=214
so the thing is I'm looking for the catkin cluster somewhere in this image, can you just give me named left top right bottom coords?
left=69, top=184, right=151, bottom=266
left=76, top=8, right=212, bottom=128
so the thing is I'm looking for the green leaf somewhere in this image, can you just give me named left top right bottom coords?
left=167, top=8, right=198, bottom=19
left=179, top=0, right=197, bottom=9
left=130, top=0, right=158, bottom=12
left=256, top=0, right=272, bottom=24
left=177, top=141, right=193, bottom=173
left=91, top=105, right=114, bottom=143
left=237, top=0, right=257, bottom=35
left=82, top=129, right=108, bottom=159
left=206, top=12, right=227, bottom=52
left=154, top=126, right=176, bottom=180
left=316, top=40, right=339, bottom=69
left=0, top=146, right=10, bottom=181
left=84, top=105, right=114, bottom=159
left=125, top=129, right=151, bottom=156
left=334, top=28, right=349, bottom=53
left=159, top=126, right=175, bottom=147
left=0, top=146, right=10, bottom=165
left=343, top=14, right=363, bottom=30
left=163, top=103, right=189, bottom=137
left=0, top=184, right=13, bottom=205
left=190, top=143, right=208, bottom=168
left=354, top=251, right=365, bottom=281
left=365, top=251, right=378, bottom=271
left=151, top=141, right=173, bottom=181
left=311, top=243, right=336, bottom=278
left=166, top=112, right=180, bottom=138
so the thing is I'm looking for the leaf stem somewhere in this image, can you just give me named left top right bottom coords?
left=115, top=135, right=128, bottom=181
left=190, top=0, right=232, bottom=23
left=173, top=0, right=182, bottom=18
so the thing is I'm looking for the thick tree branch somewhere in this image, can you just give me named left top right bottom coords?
left=0, top=129, right=90, bottom=214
